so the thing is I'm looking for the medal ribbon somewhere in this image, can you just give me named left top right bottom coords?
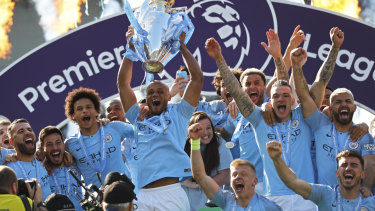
left=16, top=158, right=40, bottom=181
left=52, top=167, right=71, bottom=196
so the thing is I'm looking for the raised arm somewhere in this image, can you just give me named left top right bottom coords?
left=117, top=26, right=137, bottom=112
left=261, top=29, right=288, bottom=81
left=205, top=38, right=255, bottom=118
left=309, top=27, right=344, bottom=107
left=189, top=123, right=219, bottom=199
left=181, top=33, right=204, bottom=107
left=267, top=141, right=312, bottom=199
left=291, top=48, right=317, bottom=118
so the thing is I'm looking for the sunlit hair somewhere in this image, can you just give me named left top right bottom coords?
left=240, top=68, right=266, bottom=85
left=230, top=159, right=256, bottom=174
left=212, top=68, right=243, bottom=98
left=39, top=126, right=64, bottom=148
left=185, top=111, right=220, bottom=176
left=0, top=120, right=11, bottom=127
left=64, top=87, right=102, bottom=120
left=336, top=150, right=364, bottom=170
left=7, top=118, right=29, bottom=139
left=329, top=88, right=354, bottom=104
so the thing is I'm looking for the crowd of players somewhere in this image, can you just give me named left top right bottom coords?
left=1, top=24, right=375, bottom=211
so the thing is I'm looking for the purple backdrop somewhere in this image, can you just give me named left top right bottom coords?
left=1, top=0, right=374, bottom=134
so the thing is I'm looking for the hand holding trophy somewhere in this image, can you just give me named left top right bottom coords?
left=124, top=0, right=194, bottom=74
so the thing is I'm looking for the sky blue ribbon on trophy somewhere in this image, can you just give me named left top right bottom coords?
left=160, top=12, right=195, bottom=67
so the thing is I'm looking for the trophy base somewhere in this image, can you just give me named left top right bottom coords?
left=142, top=60, right=164, bottom=74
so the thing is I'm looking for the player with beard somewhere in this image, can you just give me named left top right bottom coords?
left=64, top=88, right=134, bottom=189
left=205, top=37, right=317, bottom=210
left=267, top=141, right=375, bottom=210
left=291, top=47, right=375, bottom=196
left=117, top=26, right=203, bottom=210
left=39, top=126, right=83, bottom=211
left=5, top=119, right=52, bottom=201
left=188, top=122, right=282, bottom=210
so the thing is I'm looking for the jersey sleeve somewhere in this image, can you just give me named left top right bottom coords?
left=245, top=106, right=262, bottom=128
left=124, top=103, right=140, bottom=124
left=308, top=183, right=332, bottom=205
left=359, top=134, right=375, bottom=156
left=176, top=99, right=196, bottom=119
left=304, top=109, right=330, bottom=131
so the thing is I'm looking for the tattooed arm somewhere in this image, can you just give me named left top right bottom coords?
left=205, top=38, right=255, bottom=118
left=309, top=27, right=344, bottom=107
left=261, top=29, right=288, bottom=81
left=291, top=48, right=317, bottom=118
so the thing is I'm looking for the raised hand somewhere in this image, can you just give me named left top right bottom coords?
left=170, top=76, right=188, bottom=97
left=266, top=141, right=283, bottom=160
left=179, top=32, right=186, bottom=46
left=261, top=29, right=282, bottom=58
left=291, top=47, right=308, bottom=68
left=288, top=25, right=306, bottom=49
left=225, top=100, right=239, bottom=119
left=330, top=27, right=344, bottom=48
left=137, top=104, right=150, bottom=121
left=188, top=123, right=203, bottom=140
left=126, top=26, right=135, bottom=42
left=205, top=38, right=222, bottom=60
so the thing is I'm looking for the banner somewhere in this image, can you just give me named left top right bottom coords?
left=1, top=0, right=374, bottom=134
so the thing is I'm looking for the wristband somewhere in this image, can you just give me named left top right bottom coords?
left=191, top=138, right=200, bottom=150
left=36, top=202, right=45, bottom=208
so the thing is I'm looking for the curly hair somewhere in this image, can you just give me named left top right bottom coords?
left=212, top=68, right=243, bottom=98
left=64, top=87, right=102, bottom=120
left=184, top=111, right=220, bottom=176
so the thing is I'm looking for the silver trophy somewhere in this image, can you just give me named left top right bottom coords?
left=124, top=0, right=194, bottom=74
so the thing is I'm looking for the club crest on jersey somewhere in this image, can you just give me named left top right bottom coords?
left=292, top=119, right=299, bottom=128
left=106, top=134, right=112, bottom=143
left=349, top=142, right=359, bottom=149
left=360, top=207, right=368, bottom=211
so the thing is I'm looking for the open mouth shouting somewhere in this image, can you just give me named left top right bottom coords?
left=277, top=104, right=287, bottom=114
left=109, top=115, right=119, bottom=121
left=225, top=92, right=233, bottom=102
left=343, top=173, right=354, bottom=183
left=3, top=138, right=11, bottom=147
left=339, top=108, right=350, bottom=120
left=25, top=137, right=34, bottom=147
left=50, top=150, right=63, bottom=164
left=249, top=92, right=259, bottom=103
left=82, top=116, right=91, bottom=124
left=234, top=181, right=245, bottom=193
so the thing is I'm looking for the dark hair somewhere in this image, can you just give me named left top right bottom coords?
left=336, top=150, right=364, bottom=170
left=177, top=66, right=190, bottom=75
left=184, top=111, right=220, bottom=176
left=326, top=85, right=334, bottom=92
left=240, top=68, right=266, bottom=85
left=0, top=166, right=17, bottom=191
left=7, top=118, right=29, bottom=139
left=212, top=68, right=243, bottom=98
left=271, top=80, right=292, bottom=90
left=39, top=126, right=64, bottom=148
left=64, top=87, right=102, bottom=120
